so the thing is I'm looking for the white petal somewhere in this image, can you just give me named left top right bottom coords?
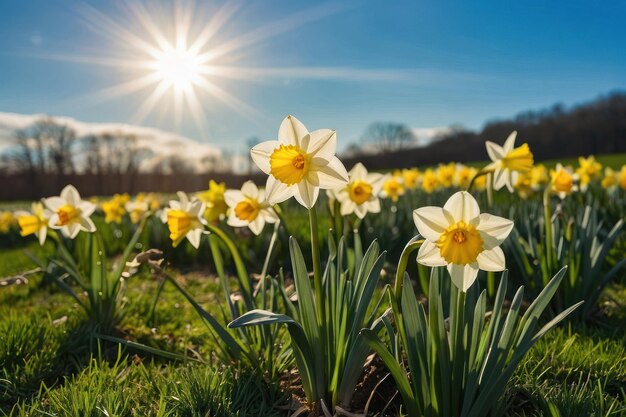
left=294, top=180, right=319, bottom=209
left=304, top=129, right=336, bottom=160
left=485, top=141, right=505, bottom=162
left=61, top=185, right=81, bottom=206
left=176, top=191, right=189, bottom=208
left=262, top=208, right=279, bottom=223
left=248, top=216, right=264, bottom=235
left=477, top=247, right=506, bottom=272
left=278, top=115, right=308, bottom=147
left=48, top=214, right=60, bottom=228
left=227, top=212, right=248, bottom=227
left=67, top=223, right=81, bottom=239
left=349, top=162, right=368, bottom=179
left=443, top=191, right=480, bottom=223
left=354, top=204, right=367, bottom=219
left=503, top=131, right=517, bottom=153
left=340, top=199, right=356, bottom=216
left=79, top=216, right=96, bottom=233
left=37, top=228, right=47, bottom=246
left=250, top=140, right=279, bottom=174
left=315, top=157, right=349, bottom=188
left=241, top=181, right=259, bottom=198
left=416, top=240, right=447, bottom=267
left=368, top=198, right=381, bottom=213
left=413, top=207, right=449, bottom=242
left=224, top=190, right=244, bottom=208
left=477, top=213, right=514, bottom=249
left=44, top=197, right=65, bottom=212
left=79, top=201, right=96, bottom=217
left=265, top=176, right=295, bottom=205
left=492, top=168, right=509, bottom=191
left=447, top=263, right=479, bottom=292
left=187, top=229, right=202, bottom=249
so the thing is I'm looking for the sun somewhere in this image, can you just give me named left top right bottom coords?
left=151, top=45, right=203, bottom=92
left=47, top=1, right=355, bottom=138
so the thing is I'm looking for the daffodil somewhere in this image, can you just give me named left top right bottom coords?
left=421, top=168, right=439, bottom=194
left=197, top=180, right=228, bottom=223
left=125, top=200, right=150, bottom=224
left=381, top=175, right=405, bottom=202
left=514, top=171, right=534, bottom=199
left=485, top=131, right=534, bottom=192
left=402, top=168, right=421, bottom=190
left=600, top=167, right=617, bottom=191
left=550, top=164, right=576, bottom=199
left=164, top=192, right=206, bottom=248
left=530, top=164, right=548, bottom=189
left=576, top=156, right=602, bottom=181
left=413, top=191, right=514, bottom=291
left=101, top=196, right=127, bottom=224
left=0, top=211, right=16, bottom=233
left=436, top=162, right=456, bottom=188
left=250, top=115, right=349, bottom=209
left=332, top=163, right=384, bottom=219
left=44, top=185, right=96, bottom=238
left=455, top=164, right=477, bottom=189
left=619, top=165, right=626, bottom=190
left=225, top=181, right=278, bottom=235
left=15, top=202, right=51, bottom=245
left=137, top=193, right=161, bottom=211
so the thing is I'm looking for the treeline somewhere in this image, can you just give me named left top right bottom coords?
left=0, top=118, right=224, bottom=198
left=345, top=91, right=626, bottom=170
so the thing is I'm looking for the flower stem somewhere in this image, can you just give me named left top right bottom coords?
left=308, top=207, right=324, bottom=326
left=259, top=221, right=280, bottom=310
left=543, top=186, right=554, bottom=272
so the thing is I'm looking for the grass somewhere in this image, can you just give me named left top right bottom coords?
left=1, top=219, right=626, bottom=416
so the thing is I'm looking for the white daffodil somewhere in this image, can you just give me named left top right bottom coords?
left=44, top=185, right=96, bottom=239
left=164, top=191, right=207, bottom=248
left=15, top=202, right=51, bottom=245
left=333, top=163, right=384, bottom=219
left=250, top=115, right=349, bottom=209
left=485, top=131, right=534, bottom=192
left=413, top=191, right=514, bottom=291
left=225, top=181, right=278, bottom=235
left=125, top=200, right=150, bottom=224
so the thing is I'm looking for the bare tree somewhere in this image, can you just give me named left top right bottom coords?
left=361, top=122, right=416, bottom=153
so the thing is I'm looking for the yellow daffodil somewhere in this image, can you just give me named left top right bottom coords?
left=485, top=131, right=534, bottom=192
left=619, top=165, right=626, bottom=190
left=530, top=164, right=548, bottom=189
left=136, top=193, right=161, bottom=211
left=225, top=181, right=278, bottom=235
left=421, top=168, right=439, bottom=194
left=380, top=175, right=405, bottom=202
left=250, top=115, right=349, bottom=209
left=332, top=163, right=384, bottom=219
left=0, top=211, right=16, bottom=234
left=44, top=185, right=96, bottom=238
left=413, top=191, right=514, bottom=291
left=576, top=156, right=602, bottom=180
left=601, top=167, right=617, bottom=191
left=514, top=171, right=534, bottom=199
left=125, top=200, right=150, bottom=224
left=101, top=198, right=126, bottom=224
left=197, top=180, right=228, bottom=223
left=402, top=168, right=421, bottom=190
left=164, top=192, right=206, bottom=248
left=473, top=174, right=487, bottom=191
left=15, top=202, right=51, bottom=245
left=550, top=164, right=576, bottom=199
left=436, top=162, right=456, bottom=188
left=455, top=165, right=477, bottom=189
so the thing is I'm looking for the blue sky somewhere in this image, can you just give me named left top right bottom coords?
left=1, top=0, right=625, bottom=154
